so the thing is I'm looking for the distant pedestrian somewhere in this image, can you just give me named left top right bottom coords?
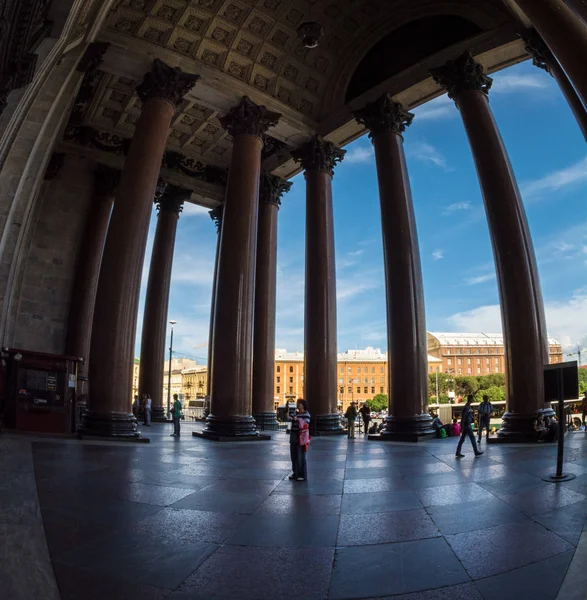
left=359, top=402, right=371, bottom=435
left=345, top=402, right=358, bottom=439
left=368, top=421, right=378, bottom=434
left=289, top=399, right=311, bottom=481
left=456, top=395, right=483, bottom=458
left=171, top=393, right=182, bottom=437
left=143, top=394, right=152, bottom=426
left=581, top=392, right=587, bottom=427
left=477, top=395, right=493, bottom=443
left=132, top=395, right=139, bottom=417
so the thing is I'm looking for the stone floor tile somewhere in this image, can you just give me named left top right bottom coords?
left=55, top=531, right=217, bottom=589
left=477, top=472, right=547, bottom=497
left=473, top=548, right=574, bottom=600
left=446, top=521, right=572, bottom=579
left=199, top=478, right=282, bottom=494
left=415, top=482, right=495, bottom=507
left=341, top=489, right=423, bottom=514
left=397, top=462, right=456, bottom=475
left=427, top=496, right=530, bottom=535
left=171, top=490, right=268, bottom=514
left=343, top=477, right=410, bottom=494
left=373, top=582, right=484, bottom=600
left=273, top=479, right=344, bottom=495
left=329, top=537, right=469, bottom=599
left=532, top=500, right=587, bottom=546
left=254, top=494, right=342, bottom=516
left=225, top=514, right=339, bottom=547
left=501, top=484, right=586, bottom=516
left=337, top=508, right=440, bottom=546
left=344, top=466, right=403, bottom=479
left=404, top=471, right=470, bottom=490
left=177, top=545, right=334, bottom=599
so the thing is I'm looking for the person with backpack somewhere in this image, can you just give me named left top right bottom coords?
left=477, top=394, right=493, bottom=443
left=171, top=393, right=182, bottom=437
left=456, top=395, right=484, bottom=458
left=345, top=402, right=358, bottom=439
left=289, top=399, right=311, bottom=481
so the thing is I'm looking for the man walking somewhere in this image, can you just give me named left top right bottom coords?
left=456, top=395, right=483, bottom=458
left=345, top=402, right=358, bottom=439
left=359, top=402, right=371, bottom=435
left=143, top=394, right=152, bottom=426
left=477, top=394, right=493, bottom=443
left=171, top=393, right=182, bottom=437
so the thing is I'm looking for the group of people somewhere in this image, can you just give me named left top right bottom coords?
left=344, top=401, right=375, bottom=438
left=131, top=392, right=183, bottom=436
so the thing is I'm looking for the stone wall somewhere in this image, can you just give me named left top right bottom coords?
left=12, top=154, right=95, bottom=353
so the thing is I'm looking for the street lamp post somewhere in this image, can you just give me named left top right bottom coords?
left=167, top=320, right=176, bottom=417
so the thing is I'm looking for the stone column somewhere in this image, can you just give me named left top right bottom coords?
left=292, top=136, right=345, bottom=435
left=431, top=53, right=551, bottom=441
left=252, top=173, right=292, bottom=429
left=81, top=60, right=199, bottom=437
left=138, top=181, right=190, bottom=421
left=204, top=97, right=280, bottom=438
left=65, top=165, right=120, bottom=382
left=523, top=28, right=587, bottom=141
left=206, top=205, right=223, bottom=400
left=354, top=95, right=434, bottom=441
left=513, top=0, right=587, bottom=106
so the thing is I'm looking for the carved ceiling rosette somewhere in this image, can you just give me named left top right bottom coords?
left=219, top=96, right=281, bottom=139
left=209, top=204, right=224, bottom=231
left=260, top=171, right=292, bottom=208
left=353, top=93, right=414, bottom=138
left=429, top=52, right=493, bottom=101
left=291, top=134, right=345, bottom=177
left=136, top=59, right=200, bottom=107
left=154, top=180, right=191, bottom=214
left=522, top=29, right=553, bottom=74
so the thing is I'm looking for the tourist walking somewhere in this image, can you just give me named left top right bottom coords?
left=289, top=399, right=311, bottom=481
left=456, top=395, right=483, bottom=458
left=171, top=393, right=182, bottom=437
left=143, top=394, right=152, bottom=426
left=477, top=394, right=493, bottom=443
left=345, top=402, right=358, bottom=439
left=359, top=402, right=371, bottom=435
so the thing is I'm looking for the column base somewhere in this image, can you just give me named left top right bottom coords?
left=202, top=414, right=258, bottom=438
left=492, top=408, right=555, bottom=443
left=313, top=414, right=345, bottom=436
left=378, top=414, right=436, bottom=442
left=151, top=406, right=168, bottom=422
left=78, top=410, right=140, bottom=438
left=252, top=412, right=280, bottom=431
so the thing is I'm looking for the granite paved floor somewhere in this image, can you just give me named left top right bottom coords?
left=4, top=423, right=587, bottom=599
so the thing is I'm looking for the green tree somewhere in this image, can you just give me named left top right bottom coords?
left=474, top=386, right=505, bottom=403
left=369, top=394, right=388, bottom=411
left=579, top=369, right=587, bottom=395
left=477, top=373, right=505, bottom=390
left=455, top=376, right=479, bottom=398
left=428, top=373, right=452, bottom=398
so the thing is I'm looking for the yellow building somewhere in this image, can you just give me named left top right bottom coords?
left=182, top=366, right=208, bottom=402
left=132, top=358, right=140, bottom=403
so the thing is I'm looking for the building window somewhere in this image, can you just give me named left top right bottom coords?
left=371, top=386, right=375, bottom=394
left=486, top=348, right=489, bottom=353
left=348, top=367, right=351, bottom=373
left=371, top=378, right=375, bottom=384
left=429, top=367, right=432, bottom=373
left=364, top=367, right=368, bottom=374
left=357, top=387, right=361, bottom=393
left=289, top=366, right=293, bottom=373
left=277, top=366, right=280, bottom=372
left=338, top=378, right=343, bottom=384
left=458, top=368, right=462, bottom=374
left=467, top=358, right=471, bottom=365
left=364, top=387, right=368, bottom=393
left=348, top=387, right=352, bottom=393
left=495, top=358, right=499, bottom=364
left=380, top=367, right=384, bottom=373
left=348, top=378, right=352, bottom=384
left=448, top=359, right=452, bottom=366
left=289, top=377, right=293, bottom=383
left=276, top=386, right=280, bottom=393
left=339, top=386, right=344, bottom=394
left=289, top=386, right=293, bottom=393
left=486, top=359, right=489, bottom=365
left=340, top=367, right=344, bottom=374
left=486, top=368, right=490, bottom=373
left=477, top=368, right=481, bottom=374
left=447, top=348, right=451, bottom=354
left=277, top=377, right=280, bottom=383
left=371, top=367, right=375, bottom=373
left=380, top=377, right=384, bottom=383
left=379, top=386, right=384, bottom=393
left=477, top=359, right=480, bottom=364
left=495, top=367, right=499, bottom=372
left=457, top=359, right=462, bottom=365
left=363, top=377, right=367, bottom=384
left=466, top=368, right=471, bottom=374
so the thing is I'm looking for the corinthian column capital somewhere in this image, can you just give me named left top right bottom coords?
left=353, top=93, right=414, bottom=137
left=154, top=181, right=191, bottom=215
left=209, top=205, right=224, bottom=232
left=219, top=96, right=281, bottom=139
left=136, top=59, right=200, bottom=108
left=430, top=52, right=493, bottom=101
left=291, top=135, right=346, bottom=176
left=522, top=28, right=554, bottom=74
left=260, top=172, right=292, bottom=208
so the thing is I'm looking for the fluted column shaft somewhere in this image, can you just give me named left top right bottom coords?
left=354, top=96, right=433, bottom=441
left=431, top=53, right=551, bottom=442
left=138, top=184, right=188, bottom=421
left=204, top=97, right=281, bottom=438
left=82, top=60, right=199, bottom=437
left=514, top=0, right=587, bottom=106
left=252, top=174, right=291, bottom=428
left=206, top=206, right=223, bottom=399
left=293, top=136, right=345, bottom=435
left=66, top=165, right=119, bottom=381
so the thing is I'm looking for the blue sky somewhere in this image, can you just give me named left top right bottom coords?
left=137, top=60, right=587, bottom=363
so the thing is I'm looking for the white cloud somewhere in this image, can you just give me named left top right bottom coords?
left=347, top=249, right=364, bottom=257
left=432, top=249, right=444, bottom=261
left=464, top=273, right=496, bottom=286
left=171, top=253, right=215, bottom=287
left=182, top=202, right=212, bottom=217
left=443, top=201, right=471, bottom=215
left=344, top=145, right=374, bottom=164
left=407, top=141, right=450, bottom=170
left=491, top=73, right=550, bottom=94
left=446, top=290, right=587, bottom=351
left=521, top=156, right=587, bottom=201
left=413, top=94, right=455, bottom=121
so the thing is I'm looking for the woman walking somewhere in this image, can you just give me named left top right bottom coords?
left=289, top=399, right=311, bottom=481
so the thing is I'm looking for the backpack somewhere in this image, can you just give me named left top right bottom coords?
left=439, top=427, right=447, bottom=438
